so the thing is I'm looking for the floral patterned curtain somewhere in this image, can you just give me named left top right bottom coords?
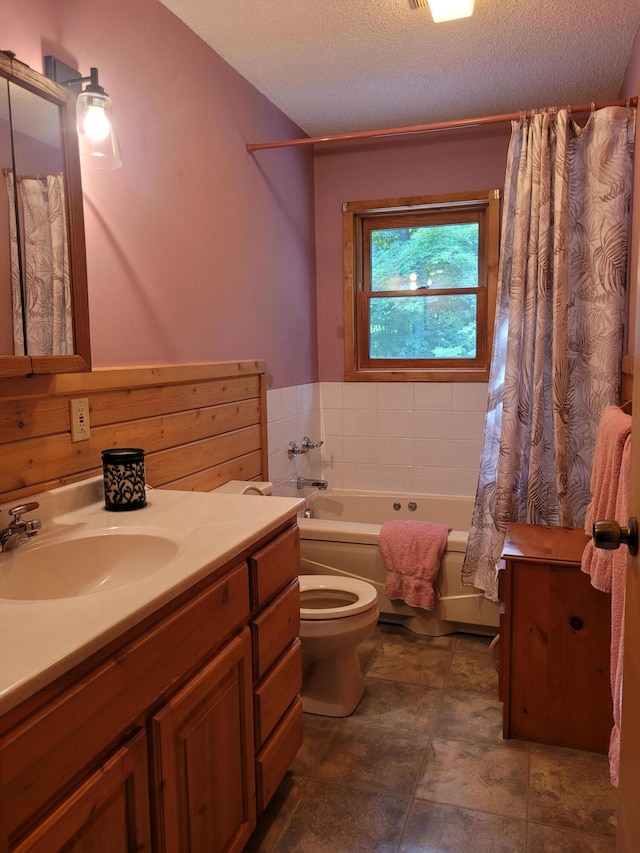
left=462, top=105, right=635, bottom=601
left=4, top=172, right=72, bottom=356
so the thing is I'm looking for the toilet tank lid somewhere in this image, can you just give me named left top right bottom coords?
left=211, top=480, right=273, bottom=496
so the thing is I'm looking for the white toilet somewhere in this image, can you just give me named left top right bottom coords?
left=210, top=482, right=379, bottom=716
left=299, top=574, right=379, bottom=717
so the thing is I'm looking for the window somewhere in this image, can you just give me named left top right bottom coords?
left=343, top=189, right=500, bottom=381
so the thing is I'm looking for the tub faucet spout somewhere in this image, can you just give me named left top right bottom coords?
left=296, top=477, right=328, bottom=491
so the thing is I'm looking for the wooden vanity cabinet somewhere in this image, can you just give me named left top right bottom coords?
left=500, top=522, right=613, bottom=753
left=0, top=518, right=303, bottom=853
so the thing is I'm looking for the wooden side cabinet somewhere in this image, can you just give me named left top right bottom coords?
left=500, top=523, right=613, bottom=753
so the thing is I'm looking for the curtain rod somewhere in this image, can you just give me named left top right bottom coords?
left=246, top=97, right=637, bottom=153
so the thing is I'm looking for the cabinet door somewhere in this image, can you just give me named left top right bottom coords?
left=150, top=628, right=256, bottom=853
left=13, top=730, right=150, bottom=853
left=505, top=560, right=612, bottom=751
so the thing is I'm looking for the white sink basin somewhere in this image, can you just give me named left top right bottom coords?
left=0, top=529, right=181, bottom=600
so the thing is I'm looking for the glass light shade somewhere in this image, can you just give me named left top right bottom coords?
left=76, top=89, right=123, bottom=169
left=427, top=0, right=474, bottom=22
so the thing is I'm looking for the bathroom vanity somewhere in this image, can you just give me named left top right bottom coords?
left=0, top=482, right=304, bottom=852
left=500, top=522, right=613, bottom=753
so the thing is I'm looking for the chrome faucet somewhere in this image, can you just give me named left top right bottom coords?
left=296, top=477, right=328, bottom=491
left=288, top=436, right=324, bottom=458
left=0, top=502, right=42, bottom=552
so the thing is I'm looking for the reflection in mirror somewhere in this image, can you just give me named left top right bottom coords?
left=0, top=78, right=13, bottom=357
left=7, top=82, right=72, bottom=356
left=0, top=51, right=90, bottom=376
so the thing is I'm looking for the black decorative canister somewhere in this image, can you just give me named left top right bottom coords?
left=101, top=448, right=147, bottom=511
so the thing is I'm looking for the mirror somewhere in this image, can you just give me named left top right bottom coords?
left=0, top=51, right=90, bottom=377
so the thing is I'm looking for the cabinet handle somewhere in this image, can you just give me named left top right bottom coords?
left=592, top=517, right=638, bottom=556
left=569, top=616, right=584, bottom=631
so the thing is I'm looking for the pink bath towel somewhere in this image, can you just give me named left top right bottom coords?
left=581, top=405, right=632, bottom=592
left=608, top=432, right=631, bottom=787
left=379, top=520, right=451, bottom=611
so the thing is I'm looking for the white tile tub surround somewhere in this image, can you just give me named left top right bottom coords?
left=267, top=384, right=323, bottom=495
left=267, top=382, right=488, bottom=496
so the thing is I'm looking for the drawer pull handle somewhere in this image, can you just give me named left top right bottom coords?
left=569, top=616, right=584, bottom=631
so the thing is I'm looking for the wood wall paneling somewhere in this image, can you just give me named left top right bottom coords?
left=0, top=362, right=268, bottom=504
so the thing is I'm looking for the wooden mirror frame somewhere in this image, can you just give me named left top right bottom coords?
left=0, top=51, right=90, bottom=378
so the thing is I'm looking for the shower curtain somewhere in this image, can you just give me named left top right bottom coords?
left=5, top=172, right=72, bottom=356
left=462, top=105, right=635, bottom=602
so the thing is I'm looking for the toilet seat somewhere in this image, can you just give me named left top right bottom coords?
left=299, top=574, right=378, bottom=620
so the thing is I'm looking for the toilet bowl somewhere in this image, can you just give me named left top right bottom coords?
left=299, top=574, right=379, bottom=717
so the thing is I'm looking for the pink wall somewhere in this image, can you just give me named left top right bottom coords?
left=313, top=125, right=511, bottom=380
left=1, top=0, right=317, bottom=389
left=1, top=1, right=638, bottom=387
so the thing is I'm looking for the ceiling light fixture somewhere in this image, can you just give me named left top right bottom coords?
left=44, top=55, right=123, bottom=170
left=425, top=0, right=475, bottom=22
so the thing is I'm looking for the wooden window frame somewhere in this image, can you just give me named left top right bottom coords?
left=343, top=189, right=500, bottom=382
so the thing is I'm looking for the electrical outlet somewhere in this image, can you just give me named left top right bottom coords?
left=70, top=398, right=91, bottom=442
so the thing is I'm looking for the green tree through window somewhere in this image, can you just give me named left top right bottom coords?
left=370, top=222, right=479, bottom=359
left=343, top=190, right=500, bottom=381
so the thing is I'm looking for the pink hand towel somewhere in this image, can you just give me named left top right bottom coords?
left=581, top=405, right=632, bottom=591
left=379, top=519, right=451, bottom=611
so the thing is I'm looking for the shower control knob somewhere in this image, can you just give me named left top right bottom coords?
left=592, top=517, right=638, bottom=556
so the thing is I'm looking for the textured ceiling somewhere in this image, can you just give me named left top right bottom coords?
left=158, top=0, right=640, bottom=137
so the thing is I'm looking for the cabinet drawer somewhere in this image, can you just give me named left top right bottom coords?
left=255, top=696, right=303, bottom=814
left=254, top=639, right=302, bottom=749
left=1, top=562, right=249, bottom=842
left=248, top=525, right=300, bottom=609
left=251, top=581, right=300, bottom=681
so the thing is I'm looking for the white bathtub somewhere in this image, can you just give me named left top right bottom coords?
left=297, top=489, right=499, bottom=637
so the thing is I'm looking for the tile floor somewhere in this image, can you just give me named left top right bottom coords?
left=245, top=624, right=618, bottom=852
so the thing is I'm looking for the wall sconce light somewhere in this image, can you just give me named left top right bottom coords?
left=44, top=55, right=123, bottom=169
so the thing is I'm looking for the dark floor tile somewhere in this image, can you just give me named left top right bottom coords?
left=528, top=745, right=617, bottom=837
left=527, top=821, right=617, bottom=852
left=274, top=778, right=410, bottom=852
left=316, top=719, right=427, bottom=795
left=434, top=688, right=505, bottom=744
left=291, top=713, right=341, bottom=777
left=366, top=630, right=454, bottom=688
left=445, top=634, right=499, bottom=694
left=245, top=773, right=308, bottom=852
left=262, top=628, right=616, bottom=852
left=454, top=633, right=495, bottom=649
left=351, top=677, right=442, bottom=737
left=400, top=799, right=526, bottom=852
left=415, top=737, right=528, bottom=818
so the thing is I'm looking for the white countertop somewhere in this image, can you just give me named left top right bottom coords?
left=0, top=479, right=304, bottom=714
